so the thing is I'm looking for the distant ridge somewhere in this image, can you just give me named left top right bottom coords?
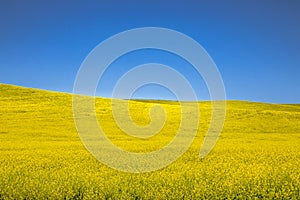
left=0, top=83, right=299, bottom=106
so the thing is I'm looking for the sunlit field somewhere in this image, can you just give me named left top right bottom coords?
left=0, top=83, right=299, bottom=199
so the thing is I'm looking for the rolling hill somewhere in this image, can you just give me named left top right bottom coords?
left=0, top=83, right=299, bottom=199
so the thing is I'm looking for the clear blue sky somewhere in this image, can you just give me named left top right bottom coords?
left=1, top=0, right=299, bottom=103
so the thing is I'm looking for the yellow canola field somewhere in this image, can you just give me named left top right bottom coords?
left=0, top=84, right=299, bottom=199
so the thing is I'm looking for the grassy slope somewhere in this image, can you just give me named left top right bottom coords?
left=0, top=83, right=299, bottom=199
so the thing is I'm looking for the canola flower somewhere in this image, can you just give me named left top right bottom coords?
left=0, top=84, right=299, bottom=199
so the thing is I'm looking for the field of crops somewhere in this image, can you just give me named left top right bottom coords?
left=0, top=83, right=299, bottom=199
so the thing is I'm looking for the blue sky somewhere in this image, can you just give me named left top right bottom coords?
left=0, top=0, right=299, bottom=103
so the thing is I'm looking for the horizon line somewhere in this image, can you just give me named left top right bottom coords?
left=0, top=82, right=298, bottom=105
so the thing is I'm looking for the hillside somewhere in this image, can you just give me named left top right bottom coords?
left=0, top=83, right=299, bottom=199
